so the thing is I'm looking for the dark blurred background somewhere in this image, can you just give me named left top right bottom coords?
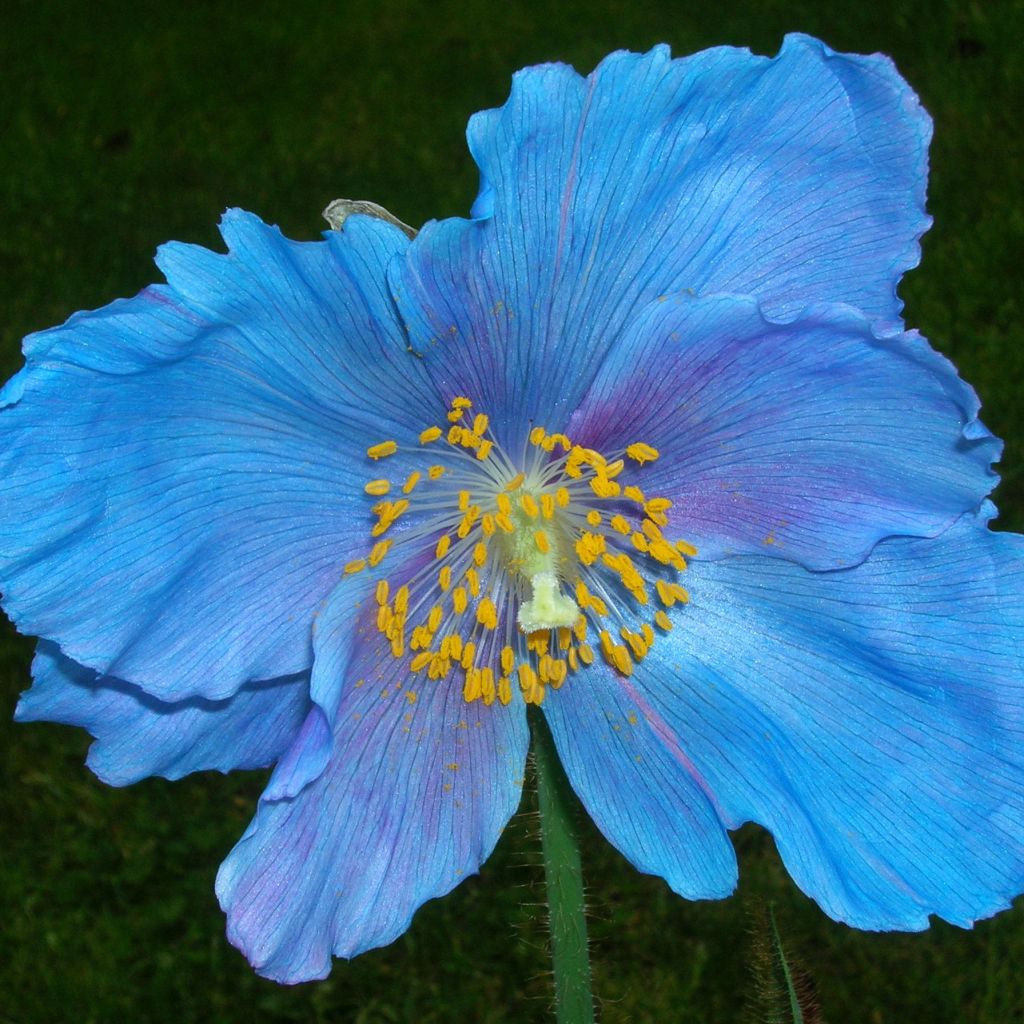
left=2, top=1, right=1022, bottom=1021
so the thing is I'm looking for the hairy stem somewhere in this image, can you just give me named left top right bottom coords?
left=531, top=707, right=595, bottom=1024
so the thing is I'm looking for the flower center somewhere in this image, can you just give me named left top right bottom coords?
left=347, top=397, right=695, bottom=707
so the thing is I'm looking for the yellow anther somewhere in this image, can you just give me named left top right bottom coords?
left=364, top=479, right=390, bottom=496
left=411, top=651, right=433, bottom=673
left=368, top=540, right=391, bottom=566
left=654, top=610, right=673, bottom=631
left=463, top=668, right=482, bottom=702
left=642, top=518, right=664, bottom=542
left=631, top=532, right=650, bottom=553
left=481, top=513, right=496, bottom=537
left=428, top=605, right=443, bottom=632
left=458, top=490, right=471, bottom=512
left=498, top=676, right=512, bottom=706
left=626, top=442, right=660, bottom=465
left=621, top=627, right=648, bottom=659
left=645, top=495, right=673, bottom=518
left=461, top=641, right=477, bottom=670
left=567, top=648, right=579, bottom=672
left=547, top=432, right=571, bottom=452
left=452, top=396, right=473, bottom=409
left=610, top=645, right=633, bottom=676
left=518, top=663, right=538, bottom=691
left=555, top=487, right=570, bottom=508
left=367, top=440, right=398, bottom=460
left=375, top=580, right=390, bottom=606
left=609, top=514, right=632, bottom=535
left=504, top=473, right=526, bottom=492
left=453, top=587, right=468, bottom=614
left=428, top=464, right=445, bottom=480
left=419, top=426, right=443, bottom=444
left=448, top=634, right=463, bottom=660
left=402, top=471, right=422, bottom=494
left=495, top=512, right=515, bottom=534
left=604, top=459, right=625, bottom=479
left=549, top=658, right=567, bottom=686
left=641, top=623, right=655, bottom=646
left=480, top=667, right=496, bottom=705
left=447, top=425, right=462, bottom=443
left=457, top=505, right=481, bottom=538
left=476, top=597, right=498, bottom=629
left=438, top=565, right=453, bottom=591
left=529, top=426, right=546, bottom=446
left=473, top=413, right=489, bottom=435
left=527, top=631, right=550, bottom=655
left=624, top=485, right=645, bottom=503
left=435, top=534, right=451, bottom=559
left=675, top=539, right=698, bottom=557
left=520, top=493, right=539, bottom=518
left=578, top=643, right=595, bottom=665
left=538, top=654, right=555, bottom=684
left=344, top=558, right=366, bottom=575
left=447, top=408, right=464, bottom=423
left=649, top=538, right=683, bottom=567
left=501, top=646, right=515, bottom=675
left=575, top=531, right=606, bottom=566
left=473, top=542, right=488, bottom=567
left=590, top=476, right=621, bottom=499
left=458, top=428, right=480, bottom=450
left=586, top=509, right=602, bottom=527
left=557, top=627, right=572, bottom=650
left=476, top=440, right=494, bottom=461
left=465, top=567, right=481, bottom=597
left=496, top=493, right=513, bottom=517
left=394, top=585, right=410, bottom=613
left=573, top=616, right=587, bottom=642
left=534, top=530, right=550, bottom=554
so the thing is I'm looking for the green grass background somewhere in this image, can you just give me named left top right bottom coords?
left=2, top=0, right=1023, bottom=1020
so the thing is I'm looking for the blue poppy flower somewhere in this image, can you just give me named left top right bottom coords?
left=5, top=34, right=1024, bottom=984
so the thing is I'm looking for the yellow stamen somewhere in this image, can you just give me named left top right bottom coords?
left=626, top=442, right=660, bottom=465
left=364, top=479, right=390, bottom=496
left=419, top=426, right=443, bottom=444
left=367, top=441, right=398, bottom=460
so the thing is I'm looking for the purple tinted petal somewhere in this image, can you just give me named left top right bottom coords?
left=611, top=507, right=1024, bottom=929
left=542, top=661, right=737, bottom=899
left=567, top=294, right=999, bottom=568
left=394, top=35, right=931, bottom=448
left=216, top=566, right=529, bottom=983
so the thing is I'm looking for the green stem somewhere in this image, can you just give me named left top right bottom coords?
left=530, top=707, right=595, bottom=1024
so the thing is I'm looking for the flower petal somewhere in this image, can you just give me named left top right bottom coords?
left=0, top=210, right=432, bottom=700
left=16, top=641, right=310, bottom=786
left=567, top=294, right=999, bottom=568
left=541, top=666, right=737, bottom=900
left=394, top=34, right=931, bottom=446
left=590, top=507, right=1024, bottom=930
left=215, top=572, right=529, bottom=983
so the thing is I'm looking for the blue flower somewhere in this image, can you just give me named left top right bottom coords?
left=4, top=34, right=1024, bottom=984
